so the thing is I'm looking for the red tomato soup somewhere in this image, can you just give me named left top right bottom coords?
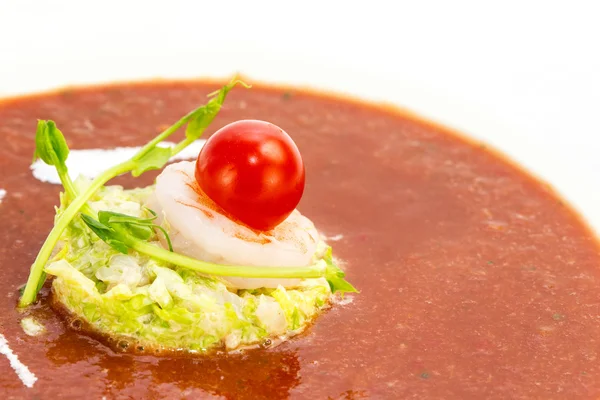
left=0, top=81, right=599, bottom=399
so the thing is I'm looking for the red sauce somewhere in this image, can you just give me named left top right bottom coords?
left=0, top=81, right=599, bottom=398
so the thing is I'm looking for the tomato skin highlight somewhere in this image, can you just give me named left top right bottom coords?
left=195, top=120, right=305, bottom=231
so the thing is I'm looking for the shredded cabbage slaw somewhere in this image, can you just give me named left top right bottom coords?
left=47, top=179, right=332, bottom=352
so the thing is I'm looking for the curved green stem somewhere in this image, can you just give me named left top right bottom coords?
left=133, top=111, right=199, bottom=161
left=56, top=165, right=94, bottom=215
left=56, top=165, right=77, bottom=201
left=129, top=239, right=325, bottom=279
left=19, top=161, right=135, bottom=307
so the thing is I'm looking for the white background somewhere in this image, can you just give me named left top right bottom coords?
left=1, top=0, right=599, bottom=233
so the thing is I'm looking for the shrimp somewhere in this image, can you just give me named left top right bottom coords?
left=147, top=161, right=320, bottom=289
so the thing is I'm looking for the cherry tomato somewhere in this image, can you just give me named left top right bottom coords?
left=195, top=120, right=305, bottom=231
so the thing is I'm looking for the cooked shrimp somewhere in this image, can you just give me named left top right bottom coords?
left=148, top=161, right=320, bottom=289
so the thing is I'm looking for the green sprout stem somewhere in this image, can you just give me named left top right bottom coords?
left=19, top=161, right=134, bottom=306
left=55, top=164, right=94, bottom=215
left=80, top=210, right=355, bottom=291
left=130, top=239, right=325, bottom=279
left=134, top=116, right=193, bottom=162
left=55, top=164, right=77, bottom=200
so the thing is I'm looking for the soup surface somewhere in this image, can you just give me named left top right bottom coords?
left=0, top=82, right=599, bottom=399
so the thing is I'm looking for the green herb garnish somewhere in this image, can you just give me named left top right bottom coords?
left=19, top=77, right=357, bottom=306
left=322, top=247, right=358, bottom=295
left=19, top=78, right=248, bottom=307
left=82, top=209, right=173, bottom=252
left=33, top=121, right=75, bottom=201
left=33, top=120, right=95, bottom=215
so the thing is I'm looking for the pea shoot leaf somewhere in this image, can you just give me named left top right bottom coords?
left=185, top=79, right=251, bottom=140
left=129, top=79, right=250, bottom=177
left=83, top=209, right=174, bottom=253
left=80, top=214, right=129, bottom=254
left=131, top=146, right=172, bottom=177
left=323, top=247, right=358, bottom=295
left=100, top=211, right=154, bottom=242
left=33, top=120, right=70, bottom=166
left=103, top=209, right=157, bottom=225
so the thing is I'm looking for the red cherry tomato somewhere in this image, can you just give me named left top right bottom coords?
left=195, top=120, right=305, bottom=231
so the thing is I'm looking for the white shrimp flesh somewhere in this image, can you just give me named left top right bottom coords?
left=147, top=161, right=320, bottom=289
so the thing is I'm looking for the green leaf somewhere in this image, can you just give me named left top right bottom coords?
left=101, top=210, right=156, bottom=225
left=81, top=214, right=129, bottom=254
left=101, top=211, right=153, bottom=239
left=128, top=78, right=250, bottom=177
left=185, top=79, right=251, bottom=140
left=131, top=146, right=172, bottom=177
left=83, top=212, right=111, bottom=232
left=32, top=120, right=83, bottom=207
left=97, top=210, right=169, bottom=248
left=323, top=247, right=358, bottom=295
left=105, top=215, right=157, bottom=225
left=33, top=120, right=70, bottom=166
left=121, top=223, right=154, bottom=242
left=184, top=105, right=217, bottom=139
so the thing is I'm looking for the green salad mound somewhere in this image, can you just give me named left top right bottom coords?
left=20, top=78, right=356, bottom=353
left=49, top=181, right=331, bottom=351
